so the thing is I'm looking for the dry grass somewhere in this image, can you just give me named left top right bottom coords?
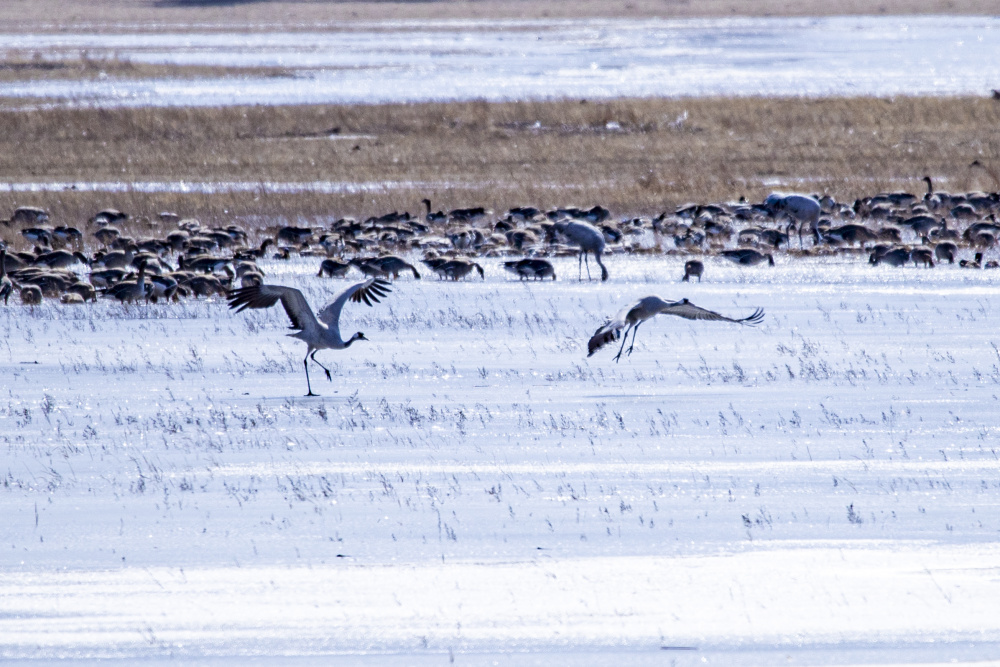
left=0, top=0, right=996, bottom=31
left=0, top=51, right=293, bottom=82
left=1, top=96, right=998, bottom=235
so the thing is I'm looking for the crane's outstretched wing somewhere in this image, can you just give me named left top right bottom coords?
left=316, top=277, right=391, bottom=328
left=661, top=299, right=764, bottom=325
left=226, top=284, right=318, bottom=332
left=587, top=301, right=639, bottom=357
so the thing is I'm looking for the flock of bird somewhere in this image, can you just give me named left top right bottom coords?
left=3, top=173, right=999, bottom=394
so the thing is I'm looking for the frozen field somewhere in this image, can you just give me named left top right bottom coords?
left=2, top=15, right=1000, bottom=106
left=2, top=254, right=1000, bottom=663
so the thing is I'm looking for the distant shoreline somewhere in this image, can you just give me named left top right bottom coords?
left=0, top=0, right=997, bottom=32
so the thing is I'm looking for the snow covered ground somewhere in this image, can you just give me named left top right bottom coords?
left=2, top=16, right=1000, bottom=106
left=3, top=254, right=1000, bottom=663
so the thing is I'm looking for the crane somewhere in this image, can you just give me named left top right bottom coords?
left=227, top=277, right=391, bottom=396
left=588, top=296, right=764, bottom=362
left=553, top=220, right=609, bottom=281
left=764, top=193, right=821, bottom=248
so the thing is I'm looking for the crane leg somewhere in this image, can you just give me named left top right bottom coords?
left=625, top=323, right=642, bottom=356
left=310, top=350, right=333, bottom=381
left=583, top=252, right=592, bottom=280
left=303, top=354, right=318, bottom=397
left=612, top=325, right=633, bottom=362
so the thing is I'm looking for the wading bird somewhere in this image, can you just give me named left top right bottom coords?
left=226, top=278, right=391, bottom=396
left=588, top=297, right=764, bottom=362
left=552, top=220, right=609, bottom=281
left=764, top=193, right=821, bottom=248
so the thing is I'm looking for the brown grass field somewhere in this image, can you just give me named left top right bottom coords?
left=0, top=0, right=995, bottom=31
left=1, top=96, right=998, bottom=234
left=0, top=52, right=293, bottom=83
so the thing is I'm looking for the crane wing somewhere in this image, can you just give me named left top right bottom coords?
left=661, top=299, right=765, bottom=325
left=316, top=277, right=391, bottom=328
left=226, top=284, right=317, bottom=332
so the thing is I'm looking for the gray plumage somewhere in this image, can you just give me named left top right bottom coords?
left=588, top=296, right=764, bottom=361
left=227, top=277, right=391, bottom=396
left=553, top=220, right=609, bottom=281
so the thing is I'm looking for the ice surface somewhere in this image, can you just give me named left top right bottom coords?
left=2, top=254, right=1000, bottom=662
left=2, top=16, right=999, bottom=107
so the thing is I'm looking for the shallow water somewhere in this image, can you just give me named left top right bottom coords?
left=2, top=16, right=999, bottom=106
